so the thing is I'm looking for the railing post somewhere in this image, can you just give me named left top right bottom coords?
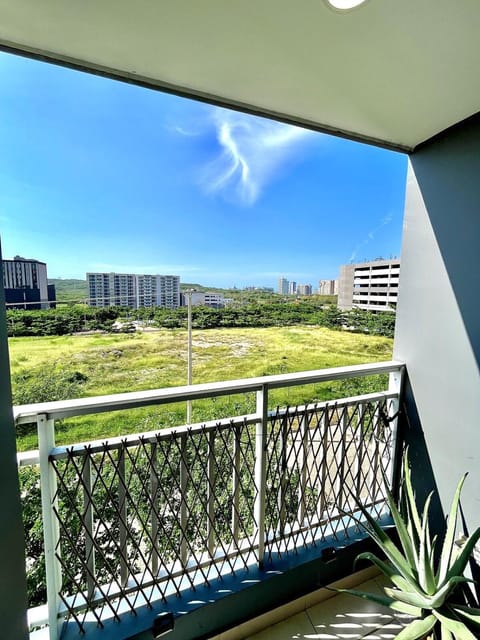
left=37, top=414, right=62, bottom=640
left=150, top=442, right=159, bottom=575
left=278, top=413, right=287, bottom=537
left=82, top=456, right=95, bottom=599
left=231, top=425, right=241, bottom=546
left=207, top=430, right=216, bottom=555
left=254, top=385, right=268, bottom=569
left=179, top=434, right=188, bottom=566
left=118, top=447, right=128, bottom=586
left=297, top=413, right=309, bottom=526
left=388, top=368, right=404, bottom=497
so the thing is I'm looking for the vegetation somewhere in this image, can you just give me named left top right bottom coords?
left=10, top=326, right=393, bottom=450
left=48, top=278, right=87, bottom=303
left=7, top=302, right=396, bottom=337
left=339, top=453, right=480, bottom=639
left=11, top=321, right=393, bottom=610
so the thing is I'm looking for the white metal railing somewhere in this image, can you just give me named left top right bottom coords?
left=16, top=360, right=404, bottom=640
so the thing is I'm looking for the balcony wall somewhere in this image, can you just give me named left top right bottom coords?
left=394, top=114, right=480, bottom=536
left=0, top=242, right=29, bottom=639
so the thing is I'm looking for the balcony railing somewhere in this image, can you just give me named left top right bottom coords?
left=15, top=360, right=404, bottom=640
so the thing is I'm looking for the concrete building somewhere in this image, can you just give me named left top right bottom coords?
left=87, top=273, right=180, bottom=308
left=277, top=277, right=289, bottom=295
left=318, top=279, right=338, bottom=296
left=183, top=291, right=224, bottom=308
left=288, top=281, right=297, bottom=295
left=297, top=283, right=312, bottom=296
left=338, top=259, right=400, bottom=312
left=2, top=256, right=55, bottom=309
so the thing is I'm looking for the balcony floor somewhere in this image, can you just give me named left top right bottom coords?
left=212, top=570, right=413, bottom=640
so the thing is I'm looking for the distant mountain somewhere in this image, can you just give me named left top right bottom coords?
left=48, top=278, right=87, bottom=302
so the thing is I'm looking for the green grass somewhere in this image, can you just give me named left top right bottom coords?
left=9, top=326, right=393, bottom=450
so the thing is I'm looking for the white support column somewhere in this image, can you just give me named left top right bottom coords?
left=37, top=414, right=62, bottom=640
left=254, top=385, right=268, bottom=568
left=388, top=369, right=403, bottom=486
left=186, top=290, right=193, bottom=424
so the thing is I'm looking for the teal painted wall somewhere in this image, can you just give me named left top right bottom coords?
left=394, top=115, right=480, bottom=537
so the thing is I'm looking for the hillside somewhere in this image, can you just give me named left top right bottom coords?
left=48, top=278, right=87, bottom=302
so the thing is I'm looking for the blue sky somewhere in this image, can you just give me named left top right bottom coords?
left=0, top=52, right=408, bottom=289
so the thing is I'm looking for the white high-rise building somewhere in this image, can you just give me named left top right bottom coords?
left=297, top=283, right=312, bottom=296
left=87, top=273, right=180, bottom=309
left=278, top=277, right=289, bottom=295
left=318, top=279, right=338, bottom=296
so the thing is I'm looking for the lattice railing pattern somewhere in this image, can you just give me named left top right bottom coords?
left=15, top=361, right=403, bottom=639
left=264, top=397, right=395, bottom=560
left=46, top=395, right=396, bottom=632
left=50, top=419, right=258, bottom=631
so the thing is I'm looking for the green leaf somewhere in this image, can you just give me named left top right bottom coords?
left=418, top=492, right=437, bottom=595
left=383, top=471, right=419, bottom=571
left=437, top=473, right=467, bottom=585
left=348, top=503, right=417, bottom=582
left=433, top=608, right=478, bottom=640
left=354, top=552, right=420, bottom=593
left=394, top=614, right=436, bottom=640
left=384, top=586, right=430, bottom=609
left=445, top=527, right=480, bottom=584
left=403, top=452, right=422, bottom=541
left=333, top=587, right=422, bottom=617
left=451, top=603, right=480, bottom=627
left=424, top=575, right=472, bottom=609
left=441, top=626, right=453, bottom=640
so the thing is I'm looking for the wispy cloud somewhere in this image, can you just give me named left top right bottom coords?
left=349, top=212, right=393, bottom=262
left=195, top=109, right=314, bottom=205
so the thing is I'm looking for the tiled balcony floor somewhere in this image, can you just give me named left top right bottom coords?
left=212, top=569, right=413, bottom=640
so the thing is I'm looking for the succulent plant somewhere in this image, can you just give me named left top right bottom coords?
left=339, top=453, right=480, bottom=639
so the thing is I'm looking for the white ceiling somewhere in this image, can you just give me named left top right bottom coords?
left=0, top=0, right=479, bottom=151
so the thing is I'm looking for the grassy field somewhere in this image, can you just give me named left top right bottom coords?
left=9, top=326, right=393, bottom=450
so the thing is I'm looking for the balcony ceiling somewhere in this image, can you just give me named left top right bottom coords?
left=0, top=0, right=479, bottom=152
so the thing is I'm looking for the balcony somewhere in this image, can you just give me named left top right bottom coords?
left=15, top=361, right=403, bottom=640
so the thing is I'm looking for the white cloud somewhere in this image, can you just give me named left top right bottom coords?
left=349, top=212, right=394, bottom=262
left=199, top=109, right=314, bottom=205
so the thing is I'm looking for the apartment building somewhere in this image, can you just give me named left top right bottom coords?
left=338, top=259, right=400, bottom=312
left=87, top=272, right=180, bottom=308
left=277, top=277, right=289, bottom=295
left=184, top=291, right=225, bottom=308
left=297, top=283, right=313, bottom=296
left=318, top=279, right=338, bottom=296
left=2, top=255, right=55, bottom=309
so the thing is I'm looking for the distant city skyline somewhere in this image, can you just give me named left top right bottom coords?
left=0, top=53, right=408, bottom=289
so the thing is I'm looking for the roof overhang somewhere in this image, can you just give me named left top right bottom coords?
left=1, top=0, right=479, bottom=152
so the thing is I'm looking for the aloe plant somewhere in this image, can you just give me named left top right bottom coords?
left=340, top=453, right=480, bottom=639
